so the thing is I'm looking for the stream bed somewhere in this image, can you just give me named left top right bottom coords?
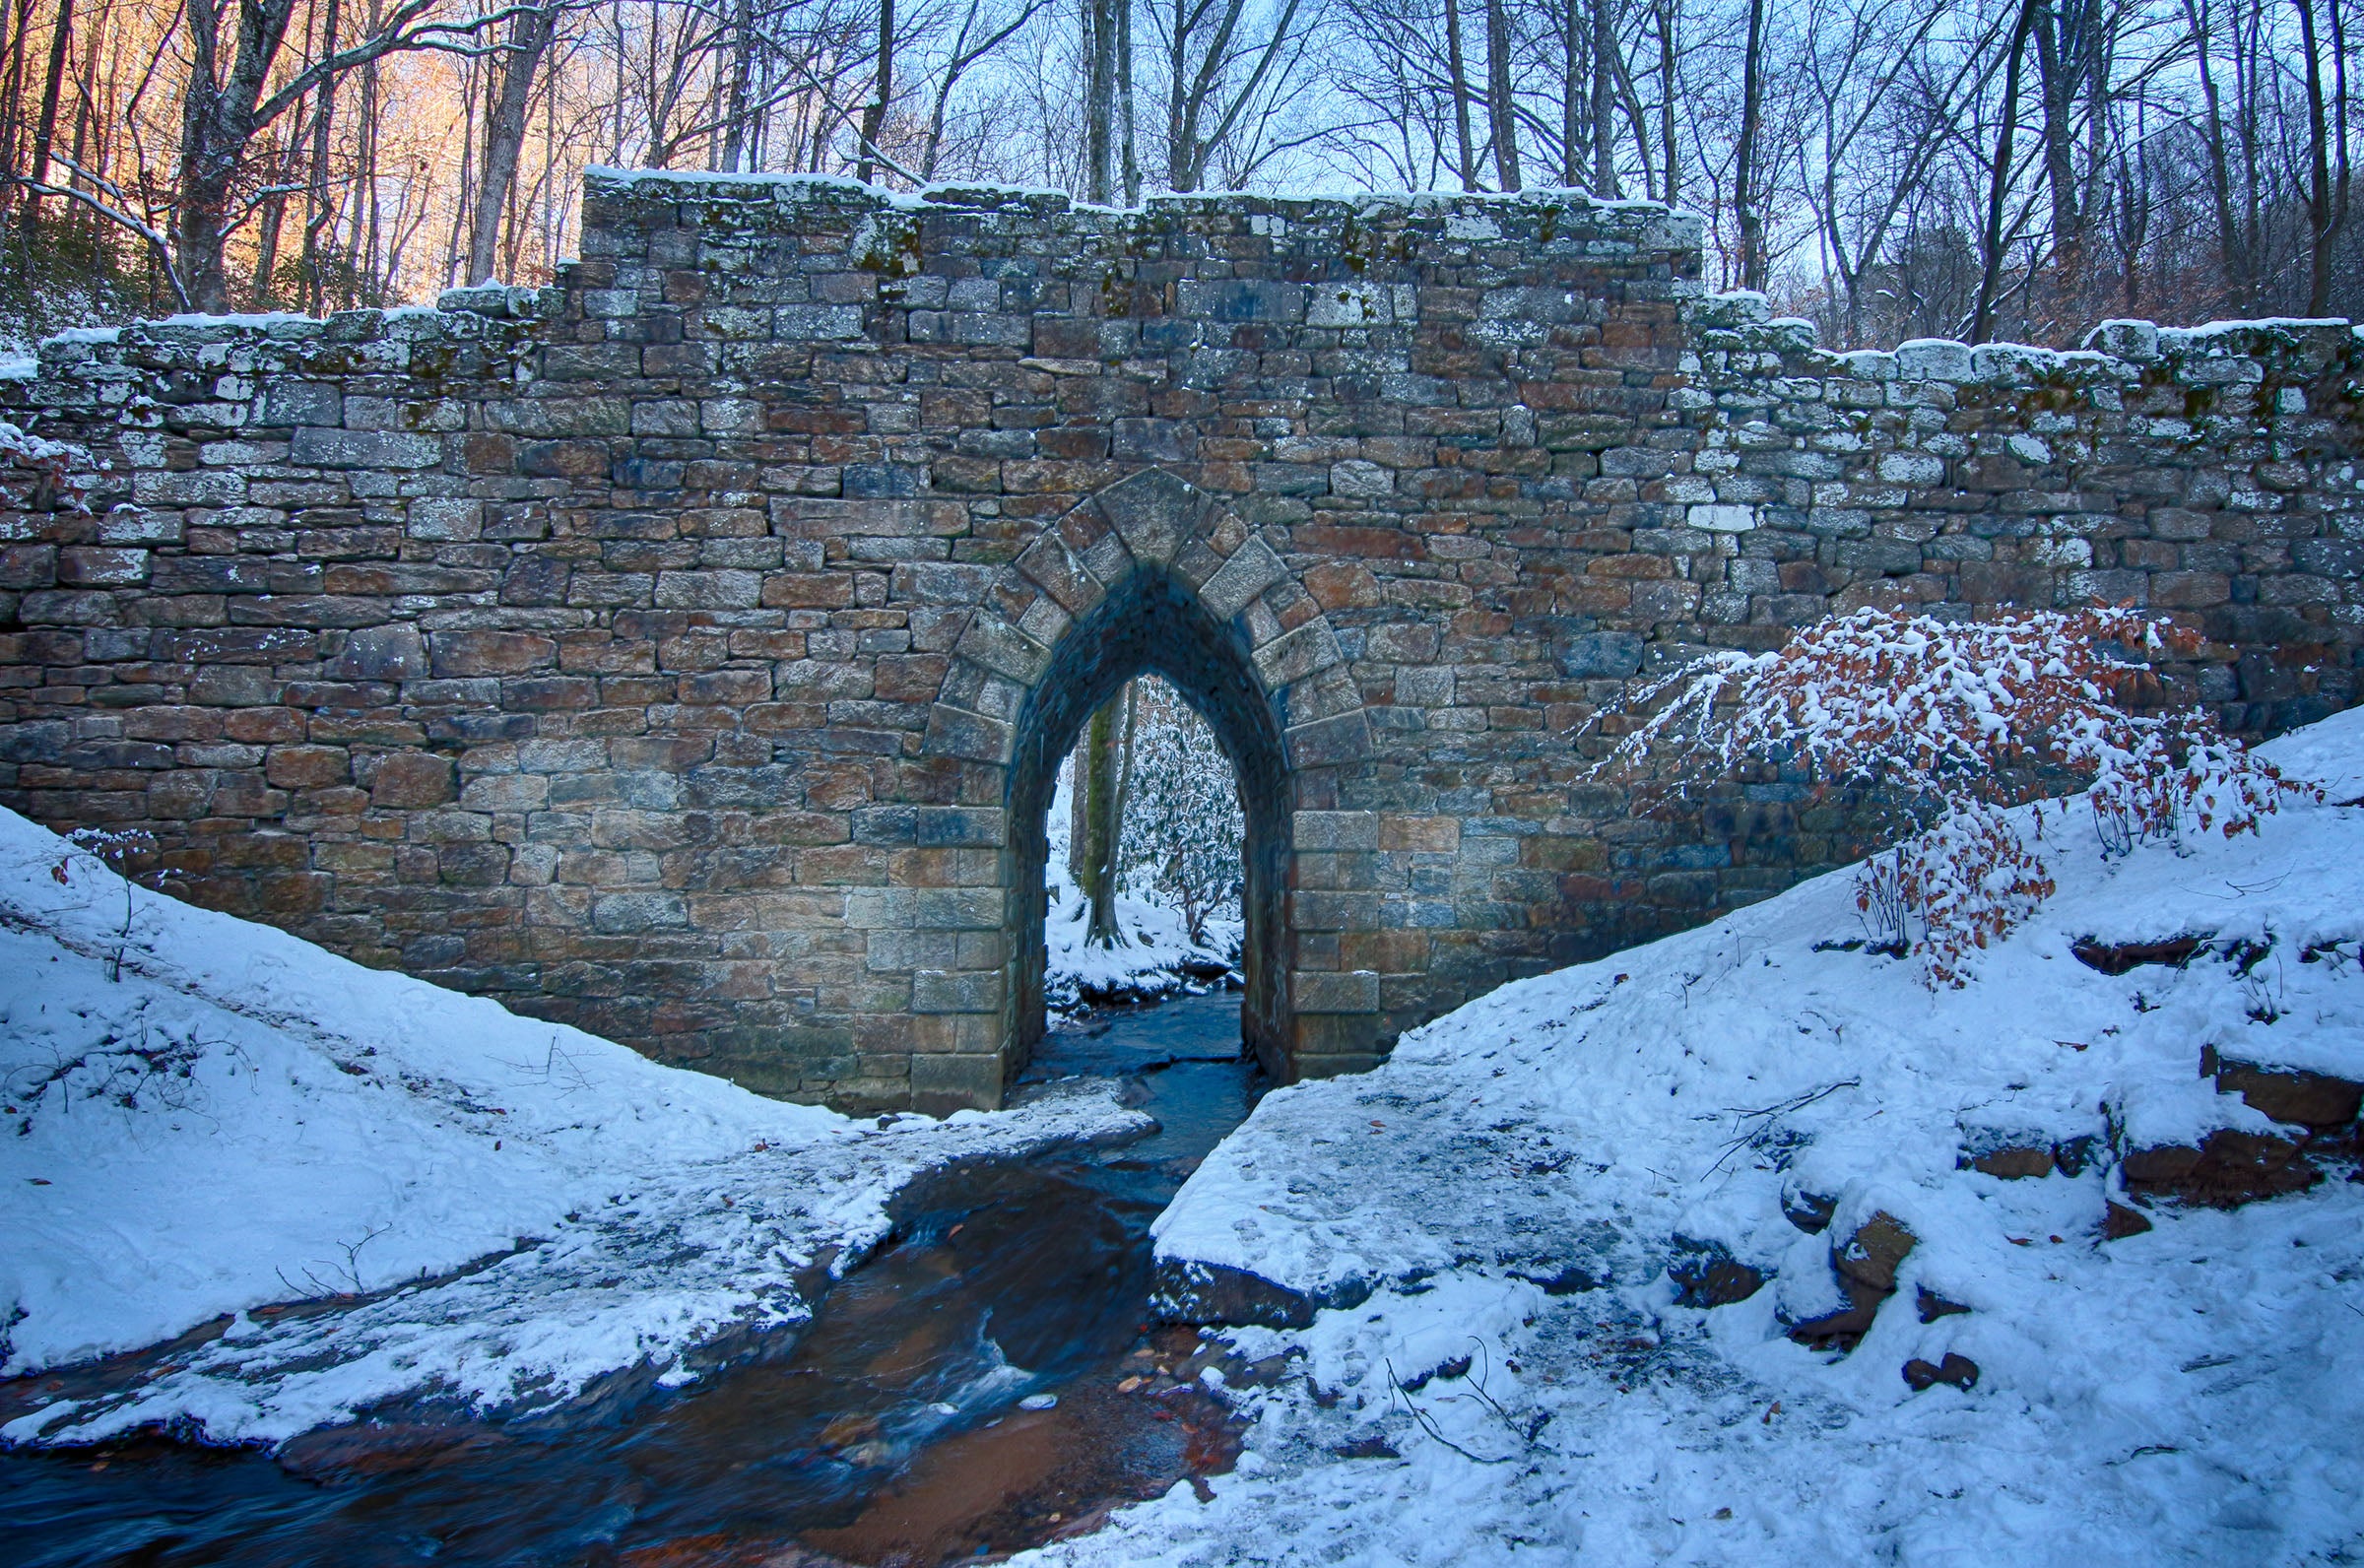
left=0, top=988, right=1265, bottom=1567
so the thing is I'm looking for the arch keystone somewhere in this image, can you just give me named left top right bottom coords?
left=1092, top=467, right=1210, bottom=564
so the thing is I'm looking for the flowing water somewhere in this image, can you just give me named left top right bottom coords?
left=0, top=988, right=1263, bottom=1567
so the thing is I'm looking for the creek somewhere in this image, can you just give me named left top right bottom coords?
left=0, top=987, right=1263, bottom=1567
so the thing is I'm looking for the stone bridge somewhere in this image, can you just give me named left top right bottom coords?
left=2, top=171, right=2359, bottom=1110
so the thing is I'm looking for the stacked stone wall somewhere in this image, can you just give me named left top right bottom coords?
left=1, top=171, right=2357, bottom=1109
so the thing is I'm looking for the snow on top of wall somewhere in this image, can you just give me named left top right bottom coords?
left=583, top=164, right=1703, bottom=233
left=149, top=310, right=320, bottom=332
left=1694, top=293, right=2349, bottom=381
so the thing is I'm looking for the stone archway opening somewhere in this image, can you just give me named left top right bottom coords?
left=1004, top=567, right=1292, bottom=1080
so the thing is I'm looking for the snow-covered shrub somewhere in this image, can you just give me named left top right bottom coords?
left=1117, top=679, right=1245, bottom=947
left=1592, top=608, right=2309, bottom=985
left=1852, top=801, right=2057, bottom=984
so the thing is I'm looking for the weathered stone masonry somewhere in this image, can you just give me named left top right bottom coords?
left=2, top=171, right=2360, bottom=1110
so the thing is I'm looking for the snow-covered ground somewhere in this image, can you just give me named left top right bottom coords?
left=1042, top=707, right=2364, bottom=1568
left=0, top=807, right=1146, bottom=1449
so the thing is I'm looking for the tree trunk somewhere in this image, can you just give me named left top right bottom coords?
left=1119, top=0, right=1140, bottom=202
left=0, top=0, right=32, bottom=222
left=1590, top=0, right=1617, bottom=196
left=1166, top=0, right=1189, bottom=188
left=1484, top=0, right=1521, bottom=188
left=1656, top=0, right=1676, bottom=205
left=1084, top=0, right=1115, bottom=201
left=1732, top=0, right=1764, bottom=289
left=468, top=3, right=555, bottom=286
left=1444, top=0, right=1479, bottom=188
left=26, top=0, right=74, bottom=228
left=2294, top=0, right=2351, bottom=315
left=1077, top=687, right=1134, bottom=947
left=1559, top=0, right=1583, bottom=183
left=174, top=98, right=245, bottom=311
left=303, top=0, right=340, bottom=313
left=175, top=0, right=296, bottom=310
left=1973, top=0, right=2044, bottom=343
left=857, top=0, right=895, bottom=183
left=2182, top=0, right=2247, bottom=307
left=254, top=179, right=287, bottom=302
left=2033, top=4, right=2079, bottom=261
left=722, top=0, right=755, bottom=171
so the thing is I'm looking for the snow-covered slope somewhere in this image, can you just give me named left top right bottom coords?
left=1052, top=706, right=2364, bottom=1568
left=0, top=806, right=1144, bottom=1446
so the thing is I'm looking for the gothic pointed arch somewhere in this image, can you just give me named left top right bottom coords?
left=920, top=469, right=1371, bottom=1086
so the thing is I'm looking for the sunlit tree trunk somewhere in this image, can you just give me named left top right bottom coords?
left=468, top=3, right=556, bottom=286
left=26, top=0, right=74, bottom=229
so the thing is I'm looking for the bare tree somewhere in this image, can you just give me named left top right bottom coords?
left=468, top=1, right=558, bottom=280
left=1483, top=0, right=1520, bottom=185
left=1154, top=0, right=1321, bottom=189
left=1731, top=0, right=1766, bottom=287
left=2293, top=0, right=2353, bottom=312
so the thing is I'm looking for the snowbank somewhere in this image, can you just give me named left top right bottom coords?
left=1064, top=706, right=2364, bottom=1567
left=0, top=806, right=1146, bottom=1446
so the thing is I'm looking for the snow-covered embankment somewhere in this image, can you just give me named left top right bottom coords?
left=1059, top=708, right=2364, bottom=1566
left=0, top=807, right=1146, bottom=1448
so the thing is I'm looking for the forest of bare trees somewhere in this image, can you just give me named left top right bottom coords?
left=0, top=0, right=2353, bottom=348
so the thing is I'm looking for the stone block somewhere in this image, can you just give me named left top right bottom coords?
left=1176, top=280, right=1307, bottom=323
left=1293, top=969, right=1381, bottom=1013
left=369, top=751, right=456, bottom=809
left=291, top=427, right=443, bottom=469
left=655, top=569, right=763, bottom=609
left=1094, top=468, right=1204, bottom=564
left=256, top=382, right=342, bottom=426
left=430, top=630, right=558, bottom=677
left=1199, top=536, right=1289, bottom=619
left=333, top=623, right=428, bottom=680
left=911, top=969, right=1003, bottom=1013
left=1380, top=815, right=1460, bottom=853
left=1688, top=504, right=1757, bottom=533
left=593, top=890, right=690, bottom=932
left=1556, top=631, right=1643, bottom=678
left=1295, top=810, right=1380, bottom=850
left=909, top=1054, right=1005, bottom=1114
left=57, top=548, right=149, bottom=585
